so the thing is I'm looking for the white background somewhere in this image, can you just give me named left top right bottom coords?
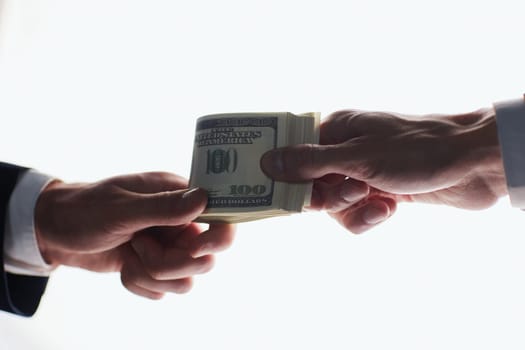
left=1, top=1, right=525, bottom=349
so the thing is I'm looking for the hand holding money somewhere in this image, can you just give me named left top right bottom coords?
left=189, top=112, right=320, bottom=223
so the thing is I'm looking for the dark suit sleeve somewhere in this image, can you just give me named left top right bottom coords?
left=0, top=162, right=49, bottom=317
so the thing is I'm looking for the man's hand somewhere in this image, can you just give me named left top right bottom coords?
left=261, top=109, right=507, bottom=233
left=34, top=172, right=235, bottom=299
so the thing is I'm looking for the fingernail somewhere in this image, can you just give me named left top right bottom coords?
left=341, top=182, right=369, bottom=203
left=260, top=150, right=283, bottom=176
left=182, top=187, right=200, bottom=198
left=181, top=187, right=207, bottom=203
left=363, top=205, right=388, bottom=225
left=178, top=188, right=208, bottom=214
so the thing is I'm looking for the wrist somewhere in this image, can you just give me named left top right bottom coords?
left=455, top=108, right=507, bottom=196
left=34, top=180, right=77, bottom=267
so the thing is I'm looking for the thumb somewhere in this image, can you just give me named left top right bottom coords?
left=122, top=188, right=208, bottom=230
left=260, top=144, right=362, bottom=182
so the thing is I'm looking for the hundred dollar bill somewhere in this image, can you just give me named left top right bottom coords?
left=189, top=112, right=320, bottom=223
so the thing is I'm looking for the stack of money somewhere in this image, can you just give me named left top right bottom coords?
left=189, top=112, right=320, bottom=223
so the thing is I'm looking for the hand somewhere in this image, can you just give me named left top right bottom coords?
left=261, top=109, right=507, bottom=233
left=35, top=172, right=235, bottom=299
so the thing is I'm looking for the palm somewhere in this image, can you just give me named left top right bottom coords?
left=59, top=223, right=199, bottom=273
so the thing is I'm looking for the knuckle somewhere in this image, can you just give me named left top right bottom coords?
left=147, top=266, right=167, bottom=281
left=120, top=263, right=137, bottom=285
left=133, top=238, right=160, bottom=269
left=343, top=111, right=368, bottom=130
left=142, top=258, right=168, bottom=280
left=120, top=271, right=133, bottom=289
left=327, top=109, right=357, bottom=122
left=321, top=110, right=368, bottom=144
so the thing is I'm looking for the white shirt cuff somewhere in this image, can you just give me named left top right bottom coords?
left=494, top=95, right=525, bottom=209
left=4, top=170, right=55, bottom=276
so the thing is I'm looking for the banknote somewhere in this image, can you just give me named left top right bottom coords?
left=189, top=112, right=320, bottom=223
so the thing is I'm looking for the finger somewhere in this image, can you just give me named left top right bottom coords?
left=381, top=197, right=398, bottom=214
left=316, top=174, right=347, bottom=184
left=122, top=187, right=208, bottom=230
left=121, top=249, right=194, bottom=295
left=309, top=174, right=346, bottom=208
left=131, top=234, right=215, bottom=280
left=260, top=143, right=362, bottom=182
left=143, top=224, right=203, bottom=249
left=123, top=274, right=192, bottom=297
left=331, top=198, right=396, bottom=234
left=143, top=277, right=192, bottom=294
left=107, top=172, right=189, bottom=193
left=310, top=177, right=369, bottom=212
left=122, top=281, right=165, bottom=300
left=189, top=224, right=236, bottom=258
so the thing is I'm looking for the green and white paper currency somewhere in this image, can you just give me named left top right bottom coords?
left=189, top=112, right=320, bottom=223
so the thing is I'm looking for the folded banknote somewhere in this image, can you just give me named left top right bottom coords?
left=189, top=112, right=320, bottom=223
